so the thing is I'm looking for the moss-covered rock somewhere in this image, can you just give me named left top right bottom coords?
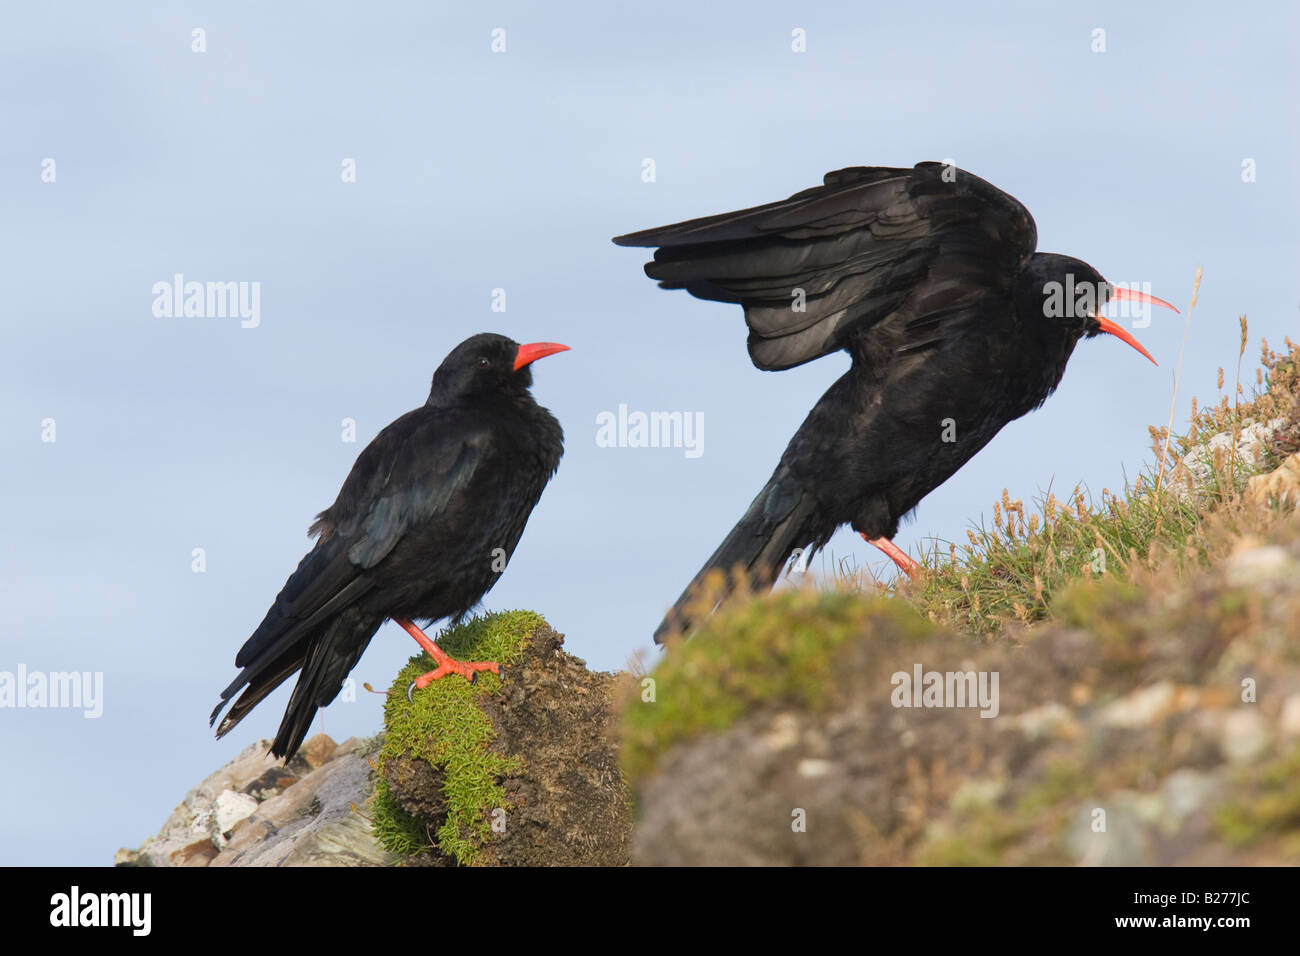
left=375, top=611, right=631, bottom=866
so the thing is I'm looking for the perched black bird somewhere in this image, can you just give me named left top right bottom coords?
left=211, top=333, right=569, bottom=760
left=614, top=162, right=1175, bottom=641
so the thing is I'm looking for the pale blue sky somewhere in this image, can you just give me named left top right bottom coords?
left=1, top=1, right=1295, bottom=865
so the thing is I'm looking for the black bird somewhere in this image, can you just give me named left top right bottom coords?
left=211, top=333, right=569, bottom=760
left=614, top=162, right=1175, bottom=641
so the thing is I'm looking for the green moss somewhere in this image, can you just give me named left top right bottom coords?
left=621, top=588, right=935, bottom=783
left=1017, top=759, right=1093, bottom=816
left=373, top=610, right=542, bottom=865
left=370, top=777, right=430, bottom=857
left=1212, top=742, right=1300, bottom=848
left=916, top=809, right=1035, bottom=866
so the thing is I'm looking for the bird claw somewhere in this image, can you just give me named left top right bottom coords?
left=405, top=659, right=500, bottom=702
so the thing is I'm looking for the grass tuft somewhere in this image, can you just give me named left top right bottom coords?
left=892, top=334, right=1300, bottom=637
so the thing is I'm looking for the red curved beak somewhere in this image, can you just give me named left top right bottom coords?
left=1109, top=287, right=1180, bottom=316
left=513, top=341, right=571, bottom=371
left=1095, top=317, right=1158, bottom=366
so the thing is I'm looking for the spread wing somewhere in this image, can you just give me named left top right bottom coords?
left=613, top=162, right=1037, bottom=370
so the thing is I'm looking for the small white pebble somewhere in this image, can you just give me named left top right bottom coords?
left=797, top=758, right=833, bottom=778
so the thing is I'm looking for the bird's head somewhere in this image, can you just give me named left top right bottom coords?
left=1020, top=253, right=1175, bottom=367
left=429, top=333, right=570, bottom=403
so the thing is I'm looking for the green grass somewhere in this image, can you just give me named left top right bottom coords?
left=1213, top=743, right=1300, bottom=852
left=893, top=333, right=1300, bottom=638
left=373, top=610, right=543, bottom=865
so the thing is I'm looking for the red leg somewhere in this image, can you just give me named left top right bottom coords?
left=393, top=617, right=501, bottom=700
left=861, top=534, right=920, bottom=577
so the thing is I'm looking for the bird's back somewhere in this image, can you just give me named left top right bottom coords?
left=372, top=397, right=564, bottom=622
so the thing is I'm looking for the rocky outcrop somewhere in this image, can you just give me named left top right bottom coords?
left=118, top=613, right=634, bottom=868
left=117, top=734, right=394, bottom=867
left=628, top=533, right=1300, bottom=866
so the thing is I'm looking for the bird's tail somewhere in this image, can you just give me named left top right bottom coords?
left=211, top=607, right=379, bottom=761
left=654, top=467, right=826, bottom=643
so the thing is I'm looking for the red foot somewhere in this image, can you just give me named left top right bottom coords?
left=411, top=656, right=501, bottom=687
left=393, top=617, right=501, bottom=699
left=861, top=534, right=921, bottom=577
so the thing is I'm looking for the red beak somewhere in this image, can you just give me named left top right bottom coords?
left=1108, top=286, right=1180, bottom=316
left=1095, top=317, right=1158, bottom=366
left=513, top=341, right=571, bottom=371
left=1095, top=287, right=1176, bottom=367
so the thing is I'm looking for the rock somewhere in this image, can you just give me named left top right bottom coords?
left=1226, top=544, right=1296, bottom=590
left=281, top=813, right=393, bottom=867
left=634, top=716, right=842, bottom=866
left=123, top=739, right=284, bottom=866
left=212, top=790, right=259, bottom=841
left=241, top=766, right=301, bottom=801
left=1175, top=418, right=1287, bottom=500
left=1099, top=682, right=1175, bottom=729
left=1160, top=769, right=1221, bottom=825
left=119, top=735, right=393, bottom=867
left=1279, top=694, right=1300, bottom=737
left=762, top=713, right=802, bottom=751
left=631, top=604, right=1018, bottom=866
left=1068, top=793, right=1151, bottom=866
left=213, top=752, right=395, bottom=867
left=1013, top=702, right=1079, bottom=739
left=1220, top=709, right=1270, bottom=763
left=300, top=733, right=338, bottom=769
left=1245, top=451, right=1300, bottom=508
left=170, top=838, right=220, bottom=867
left=797, top=758, right=833, bottom=778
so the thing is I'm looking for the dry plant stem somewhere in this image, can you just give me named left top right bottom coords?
left=1156, top=266, right=1202, bottom=504
left=1230, top=315, right=1248, bottom=492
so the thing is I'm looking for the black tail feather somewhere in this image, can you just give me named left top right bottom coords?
left=653, top=468, right=825, bottom=643
left=212, top=608, right=381, bottom=761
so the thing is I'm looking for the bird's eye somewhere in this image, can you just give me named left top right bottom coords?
left=477, top=357, right=491, bottom=369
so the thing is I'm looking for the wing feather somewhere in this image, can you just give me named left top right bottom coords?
left=212, top=413, right=487, bottom=724
left=613, top=163, right=1037, bottom=370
